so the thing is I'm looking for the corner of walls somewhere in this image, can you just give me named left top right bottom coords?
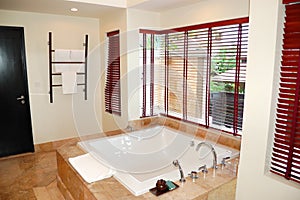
left=99, top=8, right=162, bottom=131
left=264, top=0, right=285, bottom=175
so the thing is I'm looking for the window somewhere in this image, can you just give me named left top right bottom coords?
left=105, top=30, right=121, bottom=115
left=270, top=0, right=300, bottom=184
left=140, top=18, right=249, bottom=135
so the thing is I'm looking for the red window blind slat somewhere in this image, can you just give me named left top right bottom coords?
left=280, top=72, right=299, bottom=78
left=274, top=133, right=292, bottom=141
left=104, top=30, right=121, bottom=116
left=283, top=0, right=300, bottom=3
left=271, top=1, right=300, bottom=184
left=274, top=142, right=290, bottom=151
left=273, top=146, right=291, bottom=156
left=272, top=157, right=288, bottom=166
left=276, top=118, right=293, bottom=127
left=275, top=127, right=293, bottom=135
left=272, top=151, right=288, bottom=161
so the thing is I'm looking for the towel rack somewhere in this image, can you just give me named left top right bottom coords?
left=48, top=32, right=88, bottom=103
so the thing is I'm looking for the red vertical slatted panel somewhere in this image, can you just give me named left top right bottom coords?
left=150, top=34, right=154, bottom=116
left=209, top=23, right=248, bottom=134
left=271, top=1, right=300, bottom=184
left=206, top=28, right=212, bottom=128
left=105, top=30, right=121, bottom=115
left=142, top=33, right=147, bottom=117
left=233, top=24, right=243, bottom=136
left=166, top=31, right=185, bottom=118
left=165, top=34, right=169, bottom=114
left=183, top=31, right=188, bottom=120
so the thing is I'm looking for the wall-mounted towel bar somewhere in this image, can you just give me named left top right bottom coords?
left=48, top=32, right=88, bottom=103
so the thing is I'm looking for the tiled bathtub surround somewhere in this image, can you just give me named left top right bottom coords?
left=57, top=145, right=238, bottom=200
left=128, top=116, right=241, bottom=150
left=57, top=116, right=241, bottom=199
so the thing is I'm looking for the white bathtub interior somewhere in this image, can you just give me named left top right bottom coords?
left=78, top=126, right=239, bottom=196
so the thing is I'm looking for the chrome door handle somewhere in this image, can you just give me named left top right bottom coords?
left=17, top=95, right=25, bottom=100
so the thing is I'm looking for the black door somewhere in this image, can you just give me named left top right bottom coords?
left=0, top=26, right=34, bottom=157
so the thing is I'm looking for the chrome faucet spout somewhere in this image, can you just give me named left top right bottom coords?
left=125, top=125, right=134, bottom=132
left=173, top=160, right=186, bottom=182
left=196, top=142, right=218, bottom=169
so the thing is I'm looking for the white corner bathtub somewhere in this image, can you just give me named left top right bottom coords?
left=78, top=126, right=239, bottom=196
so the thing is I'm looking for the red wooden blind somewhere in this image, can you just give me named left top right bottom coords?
left=141, top=34, right=165, bottom=117
left=105, top=30, right=121, bottom=115
left=270, top=0, right=300, bottom=184
left=210, top=23, right=248, bottom=135
left=140, top=18, right=249, bottom=135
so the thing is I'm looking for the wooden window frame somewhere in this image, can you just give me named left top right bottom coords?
left=140, top=17, right=249, bottom=136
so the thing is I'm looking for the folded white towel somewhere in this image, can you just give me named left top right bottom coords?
left=54, top=49, right=70, bottom=62
left=53, top=49, right=86, bottom=94
left=54, top=49, right=84, bottom=73
left=70, top=50, right=85, bottom=62
left=54, top=49, right=70, bottom=73
left=69, top=153, right=115, bottom=183
left=70, top=50, right=85, bottom=73
left=61, top=71, right=77, bottom=94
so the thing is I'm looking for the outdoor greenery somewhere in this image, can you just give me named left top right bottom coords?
left=210, top=49, right=238, bottom=93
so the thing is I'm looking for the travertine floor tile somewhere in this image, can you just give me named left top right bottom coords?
left=0, top=151, right=64, bottom=200
left=33, top=187, right=52, bottom=200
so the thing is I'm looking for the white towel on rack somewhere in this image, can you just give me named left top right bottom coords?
left=70, top=50, right=85, bottom=61
left=61, top=71, right=77, bottom=94
left=54, top=49, right=71, bottom=72
left=53, top=49, right=85, bottom=72
left=53, top=49, right=86, bottom=94
left=54, top=49, right=70, bottom=62
left=70, top=50, right=85, bottom=73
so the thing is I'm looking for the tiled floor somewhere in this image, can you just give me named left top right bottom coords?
left=0, top=151, right=65, bottom=200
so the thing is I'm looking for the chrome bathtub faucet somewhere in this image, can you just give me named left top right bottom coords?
left=196, top=142, right=218, bottom=170
left=125, top=125, right=134, bottom=131
left=173, top=160, right=186, bottom=182
left=198, top=164, right=208, bottom=174
left=221, top=156, right=231, bottom=169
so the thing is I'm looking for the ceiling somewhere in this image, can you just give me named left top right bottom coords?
left=0, top=0, right=203, bottom=18
left=131, top=0, right=204, bottom=12
left=0, top=0, right=124, bottom=18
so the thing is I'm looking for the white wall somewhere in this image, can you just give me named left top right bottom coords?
left=160, top=0, right=249, bottom=28
left=236, top=0, right=300, bottom=199
left=126, top=9, right=160, bottom=120
left=0, top=10, right=100, bottom=144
